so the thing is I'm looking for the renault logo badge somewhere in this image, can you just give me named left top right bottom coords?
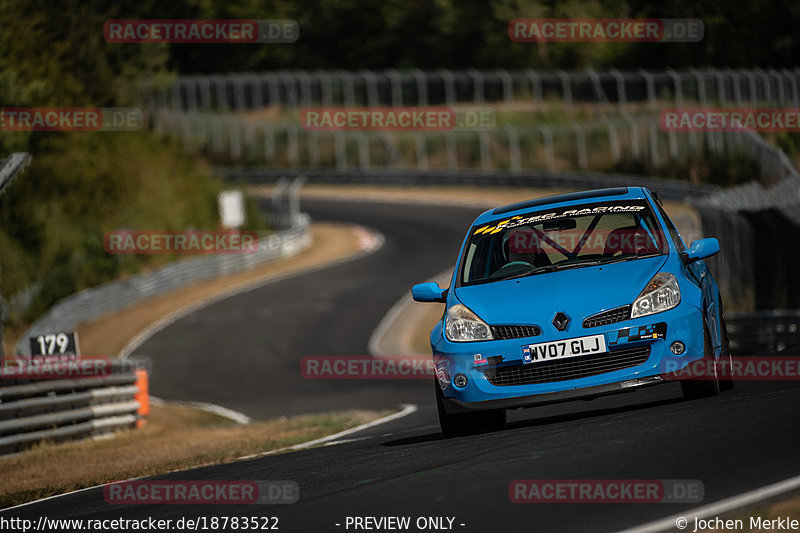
left=553, top=312, right=569, bottom=331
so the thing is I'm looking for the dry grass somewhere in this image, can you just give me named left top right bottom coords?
left=0, top=404, right=391, bottom=509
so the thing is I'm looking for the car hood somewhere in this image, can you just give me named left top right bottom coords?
left=453, top=255, right=668, bottom=332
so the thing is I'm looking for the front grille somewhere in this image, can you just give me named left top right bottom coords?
left=583, top=305, right=632, bottom=328
left=491, top=325, right=542, bottom=340
left=483, top=345, right=651, bottom=387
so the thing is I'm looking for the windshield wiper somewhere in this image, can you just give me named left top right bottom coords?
left=551, top=258, right=603, bottom=270
left=496, top=253, right=662, bottom=282
left=502, top=263, right=561, bottom=281
left=600, top=252, right=662, bottom=264
left=502, top=259, right=599, bottom=280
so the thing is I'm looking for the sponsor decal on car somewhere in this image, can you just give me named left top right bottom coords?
left=607, top=323, right=667, bottom=346
left=473, top=353, right=488, bottom=365
left=472, top=202, right=648, bottom=236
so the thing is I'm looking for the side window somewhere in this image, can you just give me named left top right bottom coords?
left=653, top=202, right=686, bottom=253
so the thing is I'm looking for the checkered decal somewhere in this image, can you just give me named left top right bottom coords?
left=607, top=322, right=667, bottom=346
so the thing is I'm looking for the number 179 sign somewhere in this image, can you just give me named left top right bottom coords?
left=29, top=332, right=80, bottom=357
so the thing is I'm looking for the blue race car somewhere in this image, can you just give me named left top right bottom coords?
left=412, top=187, right=733, bottom=437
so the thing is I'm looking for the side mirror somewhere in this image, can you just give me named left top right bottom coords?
left=684, top=238, right=720, bottom=263
left=412, top=282, right=447, bottom=303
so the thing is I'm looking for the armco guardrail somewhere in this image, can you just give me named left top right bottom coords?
left=0, top=358, right=148, bottom=455
left=217, top=167, right=720, bottom=201
left=727, top=311, right=800, bottom=356
left=15, top=215, right=311, bottom=357
left=0, top=152, right=32, bottom=358
left=0, top=152, right=31, bottom=198
left=691, top=132, right=800, bottom=310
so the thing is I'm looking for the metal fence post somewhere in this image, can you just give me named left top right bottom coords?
left=263, top=124, right=276, bottom=161
left=571, top=123, right=588, bottom=170
left=504, top=126, right=521, bottom=173
left=497, top=69, right=514, bottom=105
left=308, top=131, right=320, bottom=166
left=380, top=132, right=400, bottom=167
left=648, top=119, right=660, bottom=167
left=557, top=70, right=572, bottom=112
left=387, top=69, right=403, bottom=107
left=526, top=69, right=542, bottom=109
left=469, top=69, right=484, bottom=104
left=361, top=70, right=380, bottom=107
left=584, top=67, right=609, bottom=108
left=440, top=69, right=456, bottom=107
left=784, top=68, right=799, bottom=109
left=609, top=68, right=627, bottom=114
left=339, top=71, right=356, bottom=107
left=626, top=115, right=641, bottom=159
left=666, top=69, right=684, bottom=109
left=321, top=72, right=334, bottom=107
left=639, top=70, right=656, bottom=112
left=445, top=132, right=458, bottom=170
left=286, top=124, right=300, bottom=165
left=357, top=134, right=370, bottom=169
left=478, top=131, right=491, bottom=171
left=537, top=125, right=555, bottom=171
left=334, top=132, right=347, bottom=170
left=605, top=119, right=621, bottom=163
left=415, top=133, right=428, bottom=169
left=411, top=69, right=428, bottom=106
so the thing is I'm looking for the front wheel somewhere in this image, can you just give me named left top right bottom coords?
left=435, top=381, right=506, bottom=438
left=681, top=318, right=721, bottom=400
left=719, top=318, right=735, bottom=391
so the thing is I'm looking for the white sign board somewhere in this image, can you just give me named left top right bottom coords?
left=219, top=190, right=246, bottom=229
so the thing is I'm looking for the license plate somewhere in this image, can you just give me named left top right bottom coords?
left=523, top=334, right=607, bottom=364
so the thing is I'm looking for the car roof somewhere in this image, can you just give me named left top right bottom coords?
left=472, top=186, right=652, bottom=225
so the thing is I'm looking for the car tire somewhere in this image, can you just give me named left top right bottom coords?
left=435, top=380, right=506, bottom=438
left=681, top=318, right=721, bottom=400
left=719, top=318, right=735, bottom=391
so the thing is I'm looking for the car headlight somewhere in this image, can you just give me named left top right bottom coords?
left=445, top=304, right=493, bottom=342
left=631, top=272, right=681, bottom=318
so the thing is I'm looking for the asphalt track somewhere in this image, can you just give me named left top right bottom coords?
left=136, top=199, right=480, bottom=418
left=5, top=199, right=800, bottom=533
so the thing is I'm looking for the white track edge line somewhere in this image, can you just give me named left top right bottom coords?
left=235, top=403, right=418, bottom=460
left=613, top=473, right=800, bottom=533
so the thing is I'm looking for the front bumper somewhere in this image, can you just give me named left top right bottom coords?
left=432, top=303, right=704, bottom=413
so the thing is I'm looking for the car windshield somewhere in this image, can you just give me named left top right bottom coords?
left=460, top=200, right=667, bottom=285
